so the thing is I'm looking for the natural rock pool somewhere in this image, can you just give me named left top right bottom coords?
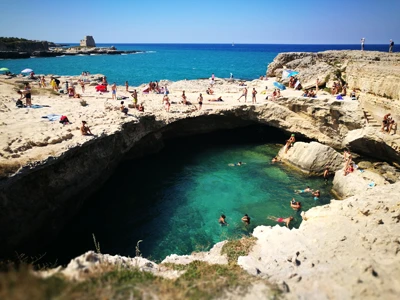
left=46, top=125, right=334, bottom=264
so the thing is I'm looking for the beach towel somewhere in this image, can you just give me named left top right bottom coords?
left=42, top=114, right=62, bottom=121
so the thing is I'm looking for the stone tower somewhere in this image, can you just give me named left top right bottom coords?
left=80, top=36, right=96, bottom=47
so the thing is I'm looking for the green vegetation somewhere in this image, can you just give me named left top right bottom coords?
left=0, top=37, right=30, bottom=43
left=0, top=259, right=281, bottom=300
left=221, top=237, right=257, bottom=264
left=0, top=235, right=280, bottom=299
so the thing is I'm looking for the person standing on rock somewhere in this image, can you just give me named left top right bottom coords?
left=111, top=83, right=117, bottom=100
left=361, top=38, right=365, bottom=51
left=125, top=81, right=129, bottom=92
left=316, top=78, right=319, bottom=92
left=197, top=93, right=203, bottom=110
left=238, top=87, right=248, bottom=102
left=323, top=167, right=330, bottom=183
left=252, top=88, right=257, bottom=104
left=389, top=40, right=394, bottom=53
left=131, top=89, right=138, bottom=108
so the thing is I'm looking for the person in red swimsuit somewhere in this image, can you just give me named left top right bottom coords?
left=268, top=216, right=294, bottom=228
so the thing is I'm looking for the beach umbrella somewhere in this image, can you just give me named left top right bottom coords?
left=287, top=71, right=299, bottom=77
left=273, top=82, right=286, bottom=90
left=21, top=68, right=33, bottom=73
left=0, top=67, right=10, bottom=72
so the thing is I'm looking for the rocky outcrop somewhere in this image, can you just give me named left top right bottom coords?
left=266, top=51, right=400, bottom=129
left=332, top=168, right=388, bottom=198
left=238, top=182, right=400, bottom=299
left=343, top=127, right=400, bottom=165
left=162, top=241, right=228, bottom=265
left=40, top=251, right=183, bottom=280
left=277, top=141, right=345, bottom=174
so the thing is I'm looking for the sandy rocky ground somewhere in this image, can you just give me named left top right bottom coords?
left=0, top=74, right=337, bottom=171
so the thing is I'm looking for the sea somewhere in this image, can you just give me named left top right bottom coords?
left=0, top=43, right=394, bottom=86
left=5, top=43, right=389, bottom=263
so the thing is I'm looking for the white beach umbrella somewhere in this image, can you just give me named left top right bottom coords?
left=21, top=68, right=33, bottom=73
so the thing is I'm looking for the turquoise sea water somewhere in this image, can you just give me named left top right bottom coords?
left=47, top=126, right=333, bottom=263
left=1, top=43, right=394, bottom=86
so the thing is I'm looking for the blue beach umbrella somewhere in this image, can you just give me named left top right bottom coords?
left=287, top=71, right=299, bottom=77
left=273, top=82, right=286, bottom=90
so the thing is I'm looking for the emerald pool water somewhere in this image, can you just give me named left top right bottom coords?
left=47, top=125, right=333, bottom=264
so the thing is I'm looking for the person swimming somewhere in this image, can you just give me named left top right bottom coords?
left=312, top=190, right=320, bottom=200
left=228, top=161, right=246, bottom=167
left=294, top=186, right=313, bottom=194
left=219, top=214, right=228, bottom=226
left=290, top=199, right=301, bottom=210
left=267, top=216, right=294, bottom=228
left=241, top=214, right=251, bottom=225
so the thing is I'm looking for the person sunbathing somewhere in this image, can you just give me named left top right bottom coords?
left=267, top=216, right=293, bottom=228
left=80, top=121, right=92, bottom=135
left=208, top=96, right=223, bottom=102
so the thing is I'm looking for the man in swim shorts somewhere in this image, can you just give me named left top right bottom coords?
left=111, top=83, right=117, bottom=100
left=131, top=89, right=138, bottom=108
left=268, top=216, right=294, bottom=228
left=238, top=87, right=248, bottom=102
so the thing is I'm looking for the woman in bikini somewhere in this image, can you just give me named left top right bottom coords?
left=163, top=95, right=171, bottom=112
left=23, top=83, right=32, bottom=107
left=268, top=216, right=293, bottom=228
left=197, top=93, right=203, bottom=110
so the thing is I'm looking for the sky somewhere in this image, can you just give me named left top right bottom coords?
left=0, top=0, right=399, bottom=44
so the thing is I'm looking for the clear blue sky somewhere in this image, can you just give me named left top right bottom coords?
left=0, top=0, right=399, bottom=44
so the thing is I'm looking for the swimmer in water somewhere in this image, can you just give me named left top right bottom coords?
left=267, top=216, right=294, bottom=228
left=228, top=161, right=246, bottom=167
left=312, top=190, right=320, bottom=201
left=294, top=186, right=313, bottom=194
left=241, top=214, right=251, bottom=225
left=219, top=214, right=228, bottom=226
left=290, top=199, right=301, bottom=210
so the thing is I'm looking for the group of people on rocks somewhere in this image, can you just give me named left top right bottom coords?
left=381, top=113, right=397, bottom=134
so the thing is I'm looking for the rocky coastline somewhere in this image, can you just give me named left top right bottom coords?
left=1, top=50, right=400, bottom=299
left=0, top=38, right=142, bottom=59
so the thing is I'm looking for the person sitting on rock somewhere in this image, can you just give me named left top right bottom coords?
left=350, top=89, right=357, bottom=100
left=80, top=120, right=92, bottom=135
left=388, top=119, right=397, bottom=135
left=267, top=216, right=294, bottom=228
left=344, top=163, right=354, bottom=176
left=137, top=103, right=144, bottom=112
left=381, top=113, right=391, bottom=132
left=120, top=101, right=128, bottom=115
left=290, top=199, right=301, bottom=210
left=206, top=87, right=214, bottom=95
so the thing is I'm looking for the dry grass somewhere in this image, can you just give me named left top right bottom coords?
left=221, top=236, right=258, bottom=264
